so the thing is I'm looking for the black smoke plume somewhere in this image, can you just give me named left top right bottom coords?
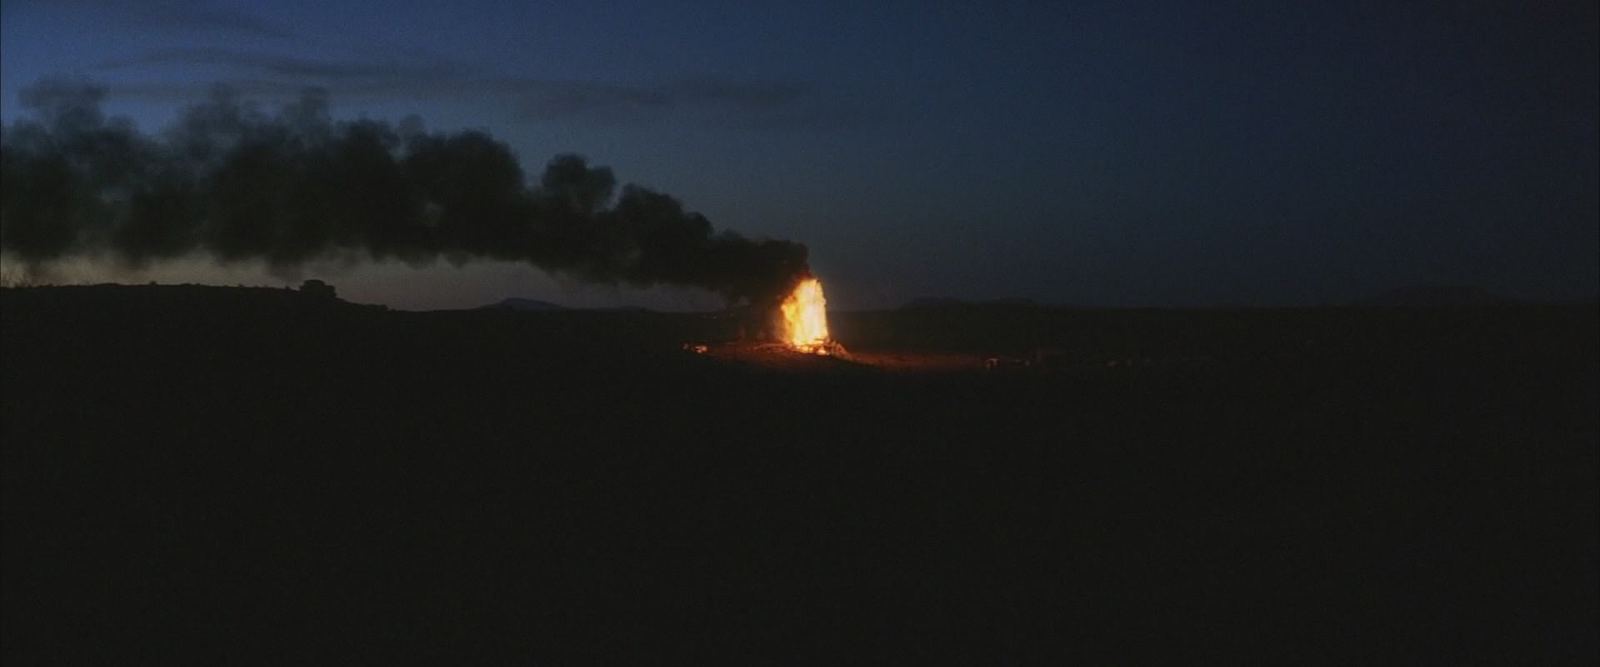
left=0, top=79, right=809, bottom=303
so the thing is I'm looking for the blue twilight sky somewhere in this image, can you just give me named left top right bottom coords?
left=2, top=0, right=1596, bottom=309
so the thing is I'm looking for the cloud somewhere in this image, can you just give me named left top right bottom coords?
left=132, top=1, right=296, bottom=39
left=99, top=47, right=461, bottom=80
left=515, top=79, right=811, bottom=120
left=36, top=0, right=295, bottom=39
left=94, top=47, right=834, bottom=126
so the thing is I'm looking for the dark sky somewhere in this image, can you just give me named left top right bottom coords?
left=2, top=0, right=1596, bottom=309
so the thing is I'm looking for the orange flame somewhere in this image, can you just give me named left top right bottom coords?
left=780, top=277, right=830, bottom=353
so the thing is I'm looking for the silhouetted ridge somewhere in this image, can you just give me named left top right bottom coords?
left=1355, top=285, right=1521, bottom=307
left=481, top=297, right=567, bottom=312
left=902, top=297, right=1039, bottom=310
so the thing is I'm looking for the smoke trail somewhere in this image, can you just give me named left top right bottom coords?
left=0, top=79, right=809, bottom=303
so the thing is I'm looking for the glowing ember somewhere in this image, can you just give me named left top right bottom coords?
left=779, top=277, right=831, bottom=354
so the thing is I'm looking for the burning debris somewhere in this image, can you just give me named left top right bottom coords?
left=777, top=276, right=845, bottom=356
left=780, top=277, right=828, bottom=351
left=685, top=274, right=847, bottom=364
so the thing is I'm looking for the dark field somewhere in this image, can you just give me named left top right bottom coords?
left=3, top=285, right=1597, bottom=663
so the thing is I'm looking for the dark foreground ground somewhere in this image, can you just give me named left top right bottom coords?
left=3, top=285, right=1597, bottom=664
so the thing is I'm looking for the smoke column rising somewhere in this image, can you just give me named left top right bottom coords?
left=0, top=79, right=810, bottom=303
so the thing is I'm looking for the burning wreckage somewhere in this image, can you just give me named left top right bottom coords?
left=686, top=275, right=848, bottom=360
left=776, top=276, right=846, bottom=356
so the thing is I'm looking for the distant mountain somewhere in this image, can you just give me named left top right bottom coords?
left=902, top=297, right=1039, bottom=310
left=902, top=297, right=967, bottom=309
left=1354, top=285, right=1522, bottom=307
left=481, top=298, right=567, bottom=311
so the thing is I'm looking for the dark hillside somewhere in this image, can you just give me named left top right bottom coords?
left=4, top=286, right=1596, bottom=663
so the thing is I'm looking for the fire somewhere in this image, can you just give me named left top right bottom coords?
left=779, top=277, right=831, bottom=354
